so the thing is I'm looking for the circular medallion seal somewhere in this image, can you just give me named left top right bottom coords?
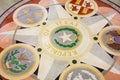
left=99, top=26, right=120, bottom=56
left=51, top=26, right=82, bottom=50
left=13, top=4, right=47, bottom=27
left=0, top=44, right=39, bottom=80
left=60, top=64, right=105, bottom=80
left=65, top=0, right=98, bottom=17
left=39, top=19, right=92, bottom=61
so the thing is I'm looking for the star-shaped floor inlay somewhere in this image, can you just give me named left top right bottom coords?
left=0, top=0, right=119, bottom=80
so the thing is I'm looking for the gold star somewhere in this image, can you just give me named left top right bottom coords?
left=26, top=18, right=33, bottom=23
left=75, top=0, right=82, bottom=4
left=23, top=10, right=29, bottom=14
left=35, top=12, right=41, bottom=16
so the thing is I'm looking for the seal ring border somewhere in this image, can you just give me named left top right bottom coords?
left=0, top=44, right=39, bottom=80
left=98, top=26, right=120, bottom=56
left=59, top=64, right=105, bottom=80
left=38, top=19, right=93, bottom=61
left=49, top=25, right=83, bottom=50
left=65, top=0, right=98, bottom=17
left=13, top=4, right=47, bottom=27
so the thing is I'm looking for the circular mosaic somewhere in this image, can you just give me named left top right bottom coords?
left=0, top=44, right=39, bottom=80
left=0, top=0, right=120, bottom=80
left=51, top=26, right=82, bottom=50
left=39, top=19, right=92, bottom=60
left=65, top=0, right=98, bottom=17
left=60, top=64, right=105, bottom=80
left=13, top=4, right=47, bottom=27
left=99, top=26, right=120, bottom=56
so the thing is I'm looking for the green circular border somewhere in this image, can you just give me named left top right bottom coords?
left=38, top=19, right=93, bottom=61
left=50, top=25, right=83, bottom=50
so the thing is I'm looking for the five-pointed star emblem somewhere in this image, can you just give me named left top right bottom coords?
left=58, top=32, right=72, bottom=43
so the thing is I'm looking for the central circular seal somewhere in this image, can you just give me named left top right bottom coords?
left=39, top=19, right=92, bottom=60
left=51, top=26, right=82, bottom=50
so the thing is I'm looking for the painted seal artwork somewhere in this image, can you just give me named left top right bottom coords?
left=66, top=69, right=98, bottom=80
left=39, top=19, right=92, bottom=60
left=65, top=0, right=98, bottom=17
left=4, top=48, right=33, bottom=74
left=99, top=26, right=120, bottom=56
left=0, top=0, right=120, bottom=80
left=0, top=44, right=39, bottom=80
left=60, top=64, right=105, bottom=80
left=105, top=30, right=120, bottom=50
left=13, top=4, right=47, bottom=27
left=51, top=26, right=81, bottom=49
